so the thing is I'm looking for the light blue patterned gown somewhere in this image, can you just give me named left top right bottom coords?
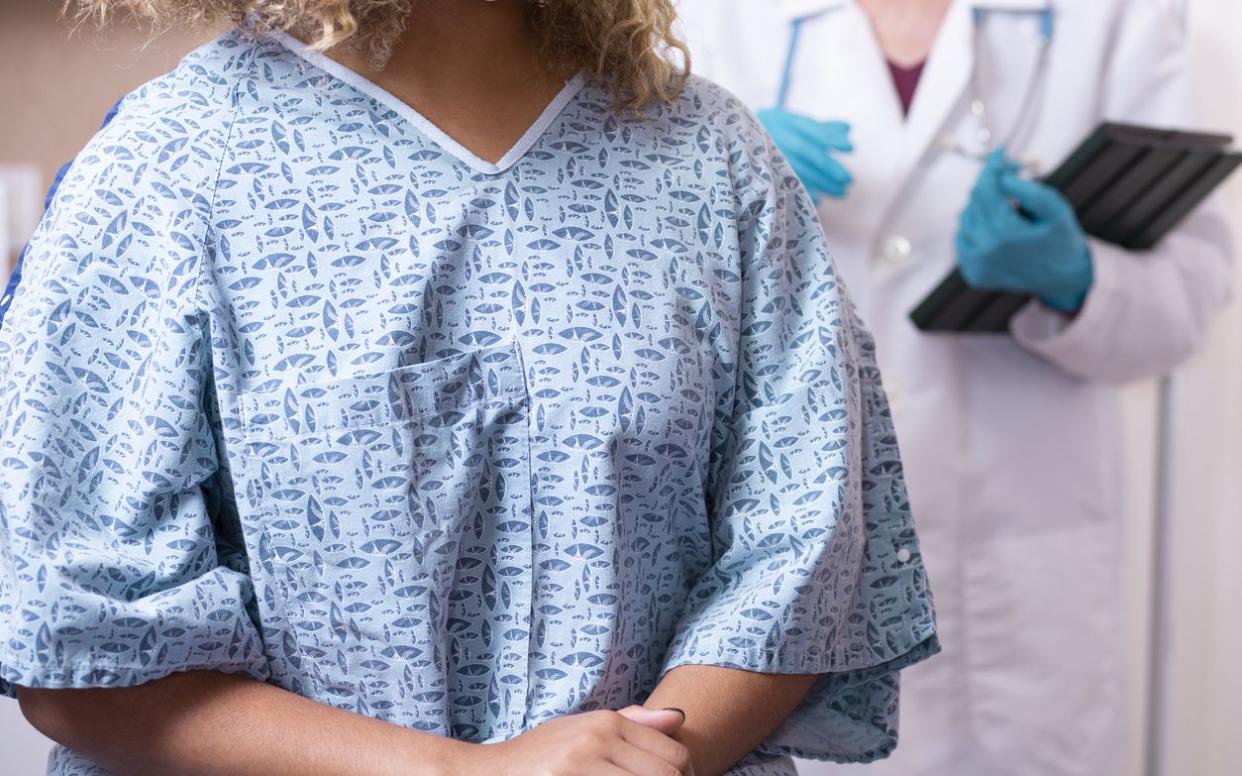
left=0, top=30, right=937, bottom=776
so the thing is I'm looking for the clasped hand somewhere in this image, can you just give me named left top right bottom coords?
left=955, top=149, right=1094, bottom=313
left=465, top=706, right=696, bottom=776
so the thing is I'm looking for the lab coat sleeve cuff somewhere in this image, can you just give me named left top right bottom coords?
left=1010, top=238, right=1125, bottom=380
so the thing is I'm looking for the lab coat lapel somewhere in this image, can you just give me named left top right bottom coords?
left=896, top=0, right=975, bottom=183
left=783, top=2, right=907, bottom=239
left=870, top=0, right=1051, bottom=228
left=782, top=0, right=1053, bottom=237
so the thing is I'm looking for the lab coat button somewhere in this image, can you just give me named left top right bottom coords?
left=886, top=378, right=904, bottom=407
left=896, top=548, right=912, bottom=564
left=881, top=235, right=912, bottom=264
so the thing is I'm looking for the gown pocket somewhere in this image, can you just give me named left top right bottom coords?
left=239, top=339, right=535, bottom=738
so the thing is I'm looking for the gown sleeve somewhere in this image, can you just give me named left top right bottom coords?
left=0, top=81, right=269, bottom=699
left=657, top=104, right=939, bottom=764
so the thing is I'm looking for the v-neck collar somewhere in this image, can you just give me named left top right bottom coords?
left=270, top=31, right=587, bottom=176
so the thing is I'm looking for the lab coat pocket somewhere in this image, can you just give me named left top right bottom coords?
left=239, top=339, right=535, bottom=726
left=962, top=520, right=1123, bottom=771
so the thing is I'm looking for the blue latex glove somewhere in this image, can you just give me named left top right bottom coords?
left=757, top=109, right=854, bottom=201
left=956, top=149, right=1095, bottom=313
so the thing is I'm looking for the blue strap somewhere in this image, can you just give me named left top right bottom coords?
left=1038, top=8, right=1055, bottom=43
left=973, top=6, right=1055, bottom=42
left=0, top=96, right=125, bottom=330
left=776, top=18, right=806, bottom=110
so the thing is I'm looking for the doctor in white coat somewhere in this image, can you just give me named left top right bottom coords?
left=678, top=1, right=1233, bottom=774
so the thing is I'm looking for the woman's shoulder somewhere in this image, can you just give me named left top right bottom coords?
left=111, top=30, right=259, bottom=127
left=90, top=27, right=333, bottom=162
left=32, top=31, right=268, bottom=275
left=72, top=31, right=262, bottom=193
left=594, top=73, right=771, bottom=172
left=660, top=74, right=765, bottom=134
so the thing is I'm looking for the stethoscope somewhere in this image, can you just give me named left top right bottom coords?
left=776, top=5, right=1055, bottom=171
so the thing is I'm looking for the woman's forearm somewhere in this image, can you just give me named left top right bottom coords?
left=643, top=664, right=819, bottom=776
left=17, top=670, right=474, bottom=776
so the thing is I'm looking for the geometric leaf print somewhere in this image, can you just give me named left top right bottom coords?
left=0, top=28, right=936, bottom=776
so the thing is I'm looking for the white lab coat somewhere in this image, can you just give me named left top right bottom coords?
left=678, top=1, right=1234, bottom=774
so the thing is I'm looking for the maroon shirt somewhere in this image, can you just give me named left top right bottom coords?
left=889, top=59, right=927, bottom=116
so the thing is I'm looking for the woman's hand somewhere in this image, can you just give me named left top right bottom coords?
left=467, top=708, right=693, bottom=776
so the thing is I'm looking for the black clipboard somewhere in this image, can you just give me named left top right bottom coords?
left=910, top=123, right=1242, bottom=334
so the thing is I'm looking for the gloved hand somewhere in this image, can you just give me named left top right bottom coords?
left=956, top=149, right=1095, bottom=313
left=757, top=109, right=854, bottom=201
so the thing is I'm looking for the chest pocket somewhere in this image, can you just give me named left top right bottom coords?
left=239, top=339, right=535, bottom=739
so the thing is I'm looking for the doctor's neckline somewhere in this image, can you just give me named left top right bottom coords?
left=269, top=30, right=587, bottom=176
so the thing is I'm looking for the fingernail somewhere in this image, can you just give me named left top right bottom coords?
left=662, top=707, right=686, bottom=720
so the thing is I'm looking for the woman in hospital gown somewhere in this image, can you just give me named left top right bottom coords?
left=0, top=10, right=936, bottom=774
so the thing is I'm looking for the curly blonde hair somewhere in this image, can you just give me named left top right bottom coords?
left=66, top=1, right=690, bottom=112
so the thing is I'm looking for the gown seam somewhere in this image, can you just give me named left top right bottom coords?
left=198, top=41, right=256, bottom=432
left=510, top=339, right=539, bottom=733
left=0, top=649, right=263, bottom=674
left=196, top=44, right=283, bottom=675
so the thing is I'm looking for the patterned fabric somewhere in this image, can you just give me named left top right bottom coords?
left=0, top=31, right=937, bottom=775
left=0, top=98, right=125, bottom=330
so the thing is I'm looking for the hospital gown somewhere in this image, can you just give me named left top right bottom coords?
left=0, top=30, right=937, bottom=775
